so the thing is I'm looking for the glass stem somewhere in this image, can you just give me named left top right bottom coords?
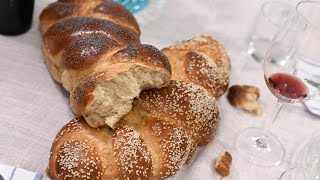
left=263, top=99, right=285, bottom=132
left=253, top=100, right=284, bottom=149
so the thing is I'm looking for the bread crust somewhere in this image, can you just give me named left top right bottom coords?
left=41, top=1, right=171, bottom=128
left=40, top=0, right=140, bottom=35
left=162, top=34, right=230, bottom=99
left=134, top=80, right=220, bottom=145
left=214, top=151, right=232, bottom=177
left=41, top=1, right=229, bottom=179
left=49, top=80, right=220, bottom=179
left=69, top=44, right=172, bottom=128
left=43, top=17, right=140, bottom=57
left=227, top=85, right=262, bottom=115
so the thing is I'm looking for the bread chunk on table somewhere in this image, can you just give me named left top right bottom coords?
left=227, top=85, right=262, bottom=115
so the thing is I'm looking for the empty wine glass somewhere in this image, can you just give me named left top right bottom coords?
left=304, top=130, right=320, bottom=179
left=235, top=0, right=320, bottom=166
left=279, top=130, right=320, bottom=180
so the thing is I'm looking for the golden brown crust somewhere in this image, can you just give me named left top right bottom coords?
left=120, top=114, right=194, bottom=179
left=162, top=34, right=230, bottom=99
left=93, top=1, right=140, bottom=35
left=69, top=44, right=171, bottom=127
left=42, top=2, right=225, bottom=179
left=40, top=2, right=76, bottom=27
left=134, top=80, right=220, bottom=145
left=109, top=44, right=172, bottom=75
left=52, top=42, right=171, bottom=93
left=43, top=17, right=140, bottom=56
left=61, top=36, right=120, bottom=70
left=50, top=80, right=218, bottom=179
left=41, top=0, right=171, bottom=127
left=42, top=51, right=62, bottom=82
left=53, top=140, right=104, bottom=179
left=214, top=151, right=232, bottom=177
left=70, top=75, right=97, bottom=115
left=49, top=117, right=105, bottom=180
left=227, top=85, right=262, bottom=115
left=144, top=120, right=192, bottom=178
left=41, top=17, right=141, bottom=93
left=40, top=0, right=140, bottom=35
left=113, top=125, right=153, bottom=179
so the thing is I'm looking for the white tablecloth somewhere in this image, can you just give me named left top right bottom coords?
left=0, top=0, right=319, bottom=179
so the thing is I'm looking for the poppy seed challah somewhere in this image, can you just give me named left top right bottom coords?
left=40, top=0, right=171, bottom=128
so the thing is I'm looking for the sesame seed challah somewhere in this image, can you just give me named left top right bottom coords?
left=41, top=1, right=230, bottom=179
left=48, top=80, right=220, bottom=179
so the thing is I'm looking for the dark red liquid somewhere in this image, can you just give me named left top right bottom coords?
left=268, top=73, right=308, bottom=100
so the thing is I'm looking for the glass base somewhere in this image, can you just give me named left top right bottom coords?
left=279, top=167, right=309, bottom=180
left=234, top=127, right=285, bottom=167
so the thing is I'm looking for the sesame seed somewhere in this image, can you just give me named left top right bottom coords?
left=55, top=139, right=102, bottom=180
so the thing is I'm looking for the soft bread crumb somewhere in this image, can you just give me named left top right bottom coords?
left=227, top=85, right=262, bottom=115
left=214, top=151, right=232, bottom=177
left=82, top=65, right=168, bottom=129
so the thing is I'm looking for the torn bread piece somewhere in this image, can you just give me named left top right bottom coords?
left=227, top=85, right=262, bottom=115
left=214, top=151, right=232, bottom=177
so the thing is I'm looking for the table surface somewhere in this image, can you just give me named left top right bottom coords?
left=1, top=0, right=319, bottom=179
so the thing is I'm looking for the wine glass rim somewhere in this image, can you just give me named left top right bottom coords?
left=279, top=167, right=308, bottom=180
left=261, top=1, right=293, bottom=27
left=296, top=0, right=320, bottom=30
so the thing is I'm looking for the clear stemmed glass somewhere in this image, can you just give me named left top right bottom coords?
left=235, top=1, right=320, bottom=167
left=279, top=130, right=320, bottom=180
left=304, top=130, right=320, bottom=179
left=279, top=167, right=309, bottom=180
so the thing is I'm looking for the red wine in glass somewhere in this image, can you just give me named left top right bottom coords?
left=235, top=1, right=320, bottom=167
left=267, top=72, right=308, bottom=102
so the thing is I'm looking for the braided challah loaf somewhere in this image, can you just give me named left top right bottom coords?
left=47, top=34, right=230, bottom=179
left=49, top=80, right=220, bottom=179
left=41, top=0, right=230, bottom=179
left=40, top=0, right=171, bottom=128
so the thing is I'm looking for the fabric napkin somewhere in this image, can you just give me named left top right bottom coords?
left=305, top=96, right=320, bottom=117
left=0, top=164, right=42, bottom=180
left=295, top=56, right=320, bottom=117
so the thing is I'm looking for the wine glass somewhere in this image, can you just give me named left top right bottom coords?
left=279, top=167, right=309, bottom=180
left=235, top=0, right=320, bottom=167
left=304, top=130, right=320, bottom=179
left=279, top=130, right=320, bottom=180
